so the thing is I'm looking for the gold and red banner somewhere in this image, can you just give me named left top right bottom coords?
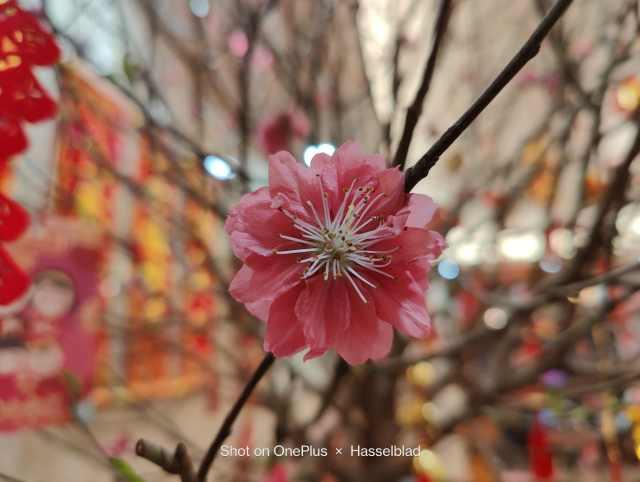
left=0, top=218, right=103, bottom=431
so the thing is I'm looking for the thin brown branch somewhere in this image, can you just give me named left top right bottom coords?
left=348, top=1, right=382, bottom=136
left=392, top=0, right=453, bottom=168
left=196, top=352, right=276, bottom=482
left=554, top=118, right=640, bottom=283
left=403, top=0, right=574, bottom=189
left=0, top=473, right=32, bottom=482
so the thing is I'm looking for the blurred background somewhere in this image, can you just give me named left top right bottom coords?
left=1, top=0, right=640, bottom=481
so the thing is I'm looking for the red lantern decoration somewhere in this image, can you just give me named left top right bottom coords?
left=0, top=192, right=29, bottom=241
left=0, top=68, right=57, bottom=122
left=0, top=0, right=60, bottom=305
left=528, top=416, right=554, bottom=481
left=0, top=0, right=60, bottom=124
left=0, top=245, right=29, bottom=304
left=0, top=115, right=27, bottom=158
left=0, top=3, right=60, bottom=67
left=0, top=1, right=19, bottom=24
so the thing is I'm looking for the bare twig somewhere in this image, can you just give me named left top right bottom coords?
left=0, top=473, right=32, bottom=482
left=136, top=440, right=196, bottom=482
left=196, top=352, right=275, bottom=482
left=392, top=0, right=453, bottom=168
left=403, top=0, right=574, bottom=190
left=135, top=351, right=275, bottom=482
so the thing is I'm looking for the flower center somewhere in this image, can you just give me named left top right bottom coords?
left=276, top=179, right=397, bottom=303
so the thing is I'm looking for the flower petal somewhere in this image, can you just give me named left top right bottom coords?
left=310, top=152, right=333, bottom=170
left=400, top=193, right=439, bottom=228
left=372, top=266, right=433, bottom=338
left=371, top=166, right=406, bottom=217
left=374, top=226, right=435, bottom=265
left=332, top=142, right=387, bottom=200
left=335, top=290, right=394, bottom=365
left=264, top=284, right=306, bottom=357
left=303, top=347, right=328, bottom=361
left=334, top=141, right=386, bottom=178
left=295, top=277, right=350, bottom=352
left=224, top=187, right=294, bottom=263
left=309, top=152, right=341, bottom=208
left=425, top=230, right=446, bottom=262
left=229, top=261, right=303, bottom=321
left=269, top=150, right=320, bottom=213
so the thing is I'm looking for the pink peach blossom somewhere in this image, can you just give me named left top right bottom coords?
left=257, top=110, right=310, bottom=155
left=225, top=142, right=444, bottom=364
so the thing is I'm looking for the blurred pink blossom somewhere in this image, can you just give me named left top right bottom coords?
left=257, top=110, right=310, bottom=155
left=228, top=30, right=249, bottom=58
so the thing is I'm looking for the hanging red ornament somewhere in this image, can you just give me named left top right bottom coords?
left=0, top=68, right=57, bottom=122
left=0, top=0, right=60, bottom=124
left=528, top=416, right=554, bottom=481
left=0, top=115, right=27, bottom=157
left=0, top=1, right=20, bottom=27
left=0, top=0, right=60, bottom=308
left=0, top=245, right=29, bottom=304
left=0, top=3, right=60, bottom=67
left=0, top=192, right=29, bottom=241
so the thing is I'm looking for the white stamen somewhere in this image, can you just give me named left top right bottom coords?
left=344, top=270, right=368, bottom=303
left=306, top=200, right=324, bottom=230
left=280, top=234, right=317, bottom=246
left=346, top=266, right=377, bottom=288
left=352, top=192, right=385, bottom=231
left=319, top=181, right=331, bottom=225
left=276, top=180, right=397, bottom=302
left=330, top=179, right=357, bottom=230
left=277, top=247, right=319, bottom=255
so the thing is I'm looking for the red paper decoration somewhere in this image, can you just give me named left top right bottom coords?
left=0, top=116, right=27, bottom=158
left=0, top=0, right=59, bottom=125
left=528, top=416, right=554, bottom=480
left=0, top=193, right=29, bottom=241
left=0, top=68, right=57, bottom=122
left=0, top=1, right=60, bottom=67
left=0, top=246, right=29, bottom=304
left=0, top=0, right=60, bottom=305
